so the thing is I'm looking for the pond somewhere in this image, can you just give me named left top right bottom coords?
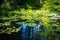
left=0, top=22, right=45, bottom=40
left=19, top=22, right=45, bottom=40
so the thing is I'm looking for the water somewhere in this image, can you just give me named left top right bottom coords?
left=40, top=36, right=45, bottom=40
left=19, top=23, right=28, bottom=40
left=19, top=22, right=45, bottom=40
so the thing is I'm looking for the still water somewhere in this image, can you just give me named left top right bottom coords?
left=19, top=22, right=45, bottom=40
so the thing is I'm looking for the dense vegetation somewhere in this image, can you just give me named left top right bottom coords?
left=0, top=0, right=60, bottom=40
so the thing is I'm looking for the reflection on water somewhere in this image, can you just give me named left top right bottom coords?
left=40, top=36, right=45, bottom=40
left=19, top=22, right=45, bottom=40
left=20, top=24, right=28, bottom=40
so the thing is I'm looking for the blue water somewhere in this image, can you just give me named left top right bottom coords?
left=19, top=22, right=45, bottom=40
left=19, top=24, right=28, bottom=40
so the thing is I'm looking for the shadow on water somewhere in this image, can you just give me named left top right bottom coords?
left=0, top=32, right=22, bottom=40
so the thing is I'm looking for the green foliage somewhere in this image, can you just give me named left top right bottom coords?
left=0, top=0, right=60, bottom=40
left=42, top=0, right=60, bottom=15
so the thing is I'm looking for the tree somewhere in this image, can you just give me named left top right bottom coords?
left=42, top=0, right=60, bottom=15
